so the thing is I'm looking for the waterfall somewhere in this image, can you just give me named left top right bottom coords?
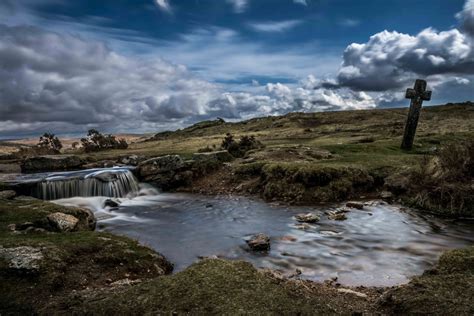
left=32, top=168, right=140, bottom=200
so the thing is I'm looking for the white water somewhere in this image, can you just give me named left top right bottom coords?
left=29, top=167, right=140, bottom=200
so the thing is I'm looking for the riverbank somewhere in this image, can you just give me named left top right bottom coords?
left=1, top=194, right=473, bottom=314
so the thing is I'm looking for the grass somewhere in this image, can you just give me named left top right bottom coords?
left=0, top=199, right=173, bottom=314
left=379, top=246, right=474, bottom=315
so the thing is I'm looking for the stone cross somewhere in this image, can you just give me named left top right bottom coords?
left=401, top=79, right=432, bottom=150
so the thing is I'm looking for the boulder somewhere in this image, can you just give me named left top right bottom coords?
left=21, top=155, right=83, bottom=172
left=295, top=213, right=320, bottom=223
left=246, top=233, right=270, bottom=251
left=192, top=151, right=234, bottom=163
left=346, top=201, right=364, bottom=209
left=0, top=190, right=16, bottom=200
left=63, top=207, right=96, bottom=231
left=47, top=212, right=79, bottom=232
left=138, top=155, right=184, bottom=178
left=0, top=246, right=43, bottom=272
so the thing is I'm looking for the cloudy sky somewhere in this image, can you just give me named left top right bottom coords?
left=0, top=0, right=473, bottom=138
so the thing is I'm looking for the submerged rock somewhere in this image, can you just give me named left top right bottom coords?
left=104, top=199, right=121, bottom=208
left=47, top=212, right=79, bottom=232
left=21, top=155, right=84, bottom=172
left=0, top=246, right=43, bottom=272
left=0, top=190, right=16, bottom=200
left=295, top=213, right=320, bottom=223
left=246, top=233, right=270, bottom=251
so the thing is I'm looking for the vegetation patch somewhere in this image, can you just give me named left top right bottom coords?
left=378, top=246, right=474, bottom=315
left=260, top=163, right=374, bottom=203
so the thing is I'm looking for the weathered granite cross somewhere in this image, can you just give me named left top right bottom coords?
left=401, top=79, right=432, bottom=150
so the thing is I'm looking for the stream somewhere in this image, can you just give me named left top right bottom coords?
left=10, top=167, right=474, bottom=287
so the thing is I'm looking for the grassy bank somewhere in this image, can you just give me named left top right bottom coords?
left=0, top=198, right=172, bottom=314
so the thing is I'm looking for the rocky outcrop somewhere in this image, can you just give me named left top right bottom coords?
left=192, top=151, right=234, bottom=163
left=0, top=246, right=43, bottom=273
left=47, top=212, right=79, bottom=232
left=117, top=154, right=145, bottom=166
left=21, top=155, right=84, bottom=172
left=137, top=153, right=226, bottom=190
left=246, top=233, right=270, bottom=251
left=0, top=190, right=16, bottom=200
left=138, top=155, right=185, bottom=179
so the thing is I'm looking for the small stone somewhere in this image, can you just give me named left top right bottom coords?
left=295, top=213, right=320, bottom=223
left=346, top=201, right=364, bottom=209
left=246, top=233, right=270, bottom=251
left=328, top=211, right=347, bottom=221
left=47, top=212, right=79, bottom=232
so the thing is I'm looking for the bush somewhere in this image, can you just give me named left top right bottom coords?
left=406, top=140, right=474, bottom=217
left=13, top=133, right=63, bottom=158
left=81, top=129, right=128, bottom=153
left=221, top=134, right=263, bottom=158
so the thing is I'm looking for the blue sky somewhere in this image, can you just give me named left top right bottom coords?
left=0, top=0, right=473, bottom=137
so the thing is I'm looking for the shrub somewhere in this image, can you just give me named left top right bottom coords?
left=221, top=133, right=263, bottom=158
left=37, top=133, right=63, bottom=152
left=406, top=140, right=474, bottom=217
left=80, top=129, right=128, bottom=153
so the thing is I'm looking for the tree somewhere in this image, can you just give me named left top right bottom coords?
left=81, top=129, right=128, bottom=152
left=37, top=133, right=62, bottom=153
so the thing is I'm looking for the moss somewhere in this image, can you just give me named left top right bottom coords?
left=234, top=161, right=267, bottom=178
left=379, top=247, right=474, bottom=315
left=260, top=163, right=373, bottom=203
left=57, top=259, right=342, bottom=315
left=0, top=199, right=173, bottom=314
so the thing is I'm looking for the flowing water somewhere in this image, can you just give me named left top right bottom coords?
left=16, top=167, right=474, bottom=287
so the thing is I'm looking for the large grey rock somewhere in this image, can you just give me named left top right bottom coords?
left=21, top=155, right=84, bottom=172
left=47, top=212, right=79, bottom=232
left=192, top=151, right=234, bottom=163
left=0, top=246, right=43, bottom=272
left=0, top=190, right=16, bottom=200
left=138, top=155, right=184, bottom=178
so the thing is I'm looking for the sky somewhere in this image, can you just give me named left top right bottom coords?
left=0, top=0, right=473, bottom=138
